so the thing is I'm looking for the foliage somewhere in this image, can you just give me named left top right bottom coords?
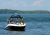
left=0, top=9, right=50, bottom=14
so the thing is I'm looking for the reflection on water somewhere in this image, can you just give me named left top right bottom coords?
left=8, top=30, right=25, bottom=35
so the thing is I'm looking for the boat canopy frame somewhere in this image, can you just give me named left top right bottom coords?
left=10, top=15, right=23, bottom=19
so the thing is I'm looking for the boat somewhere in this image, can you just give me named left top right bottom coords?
left=5, top=15, right=26, bottom=31
left=15, top=13, right=17, bottom=14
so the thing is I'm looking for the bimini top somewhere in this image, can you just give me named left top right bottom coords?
left=10, top=15, right=22, bottom=19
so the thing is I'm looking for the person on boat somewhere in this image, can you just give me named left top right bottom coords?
left=16, top=21, right=19, bottom=25
left=20, top=21, right=26, bottom=25
left=11, top=20, right=14, bottom=24
left=10, top=18, right=13, bottom=22
left=14, top=20, right=20, bottom=25
left=21, top=21, right=24, bottom=25
left=15, top=21, right=16, bottom=23
left=8, top=20, right=10, bottom=23
left=21, top=17, right=24, bottom=21
left=16, top=18, right=19, bottom=22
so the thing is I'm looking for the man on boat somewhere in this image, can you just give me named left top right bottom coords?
left=16, top=18, right=19, bottom=22
left=8, top=18, right=13, bottom=23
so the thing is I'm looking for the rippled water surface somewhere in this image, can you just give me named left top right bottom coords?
left=0, top=14, right=50, bottom=35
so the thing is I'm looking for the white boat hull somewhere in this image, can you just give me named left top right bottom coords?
left=5, top=24, right=26, bottom=30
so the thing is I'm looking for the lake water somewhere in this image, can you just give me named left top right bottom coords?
left=0, top=14, right=50, bottom=35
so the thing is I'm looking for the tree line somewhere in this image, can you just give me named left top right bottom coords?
left=0, top=9, right=50, bottom=14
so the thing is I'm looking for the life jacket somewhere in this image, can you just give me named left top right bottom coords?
left=21, top=22, right=23, bottom=25
left=16, top=22, right=19, bottom=24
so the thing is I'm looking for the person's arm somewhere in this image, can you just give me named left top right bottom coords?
left=8, top=20, right=10, bottom=23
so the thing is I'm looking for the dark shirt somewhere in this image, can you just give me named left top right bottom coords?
left=10, top=20, right=13, bottom=22
left=11, top=22, right=14, bottom=24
